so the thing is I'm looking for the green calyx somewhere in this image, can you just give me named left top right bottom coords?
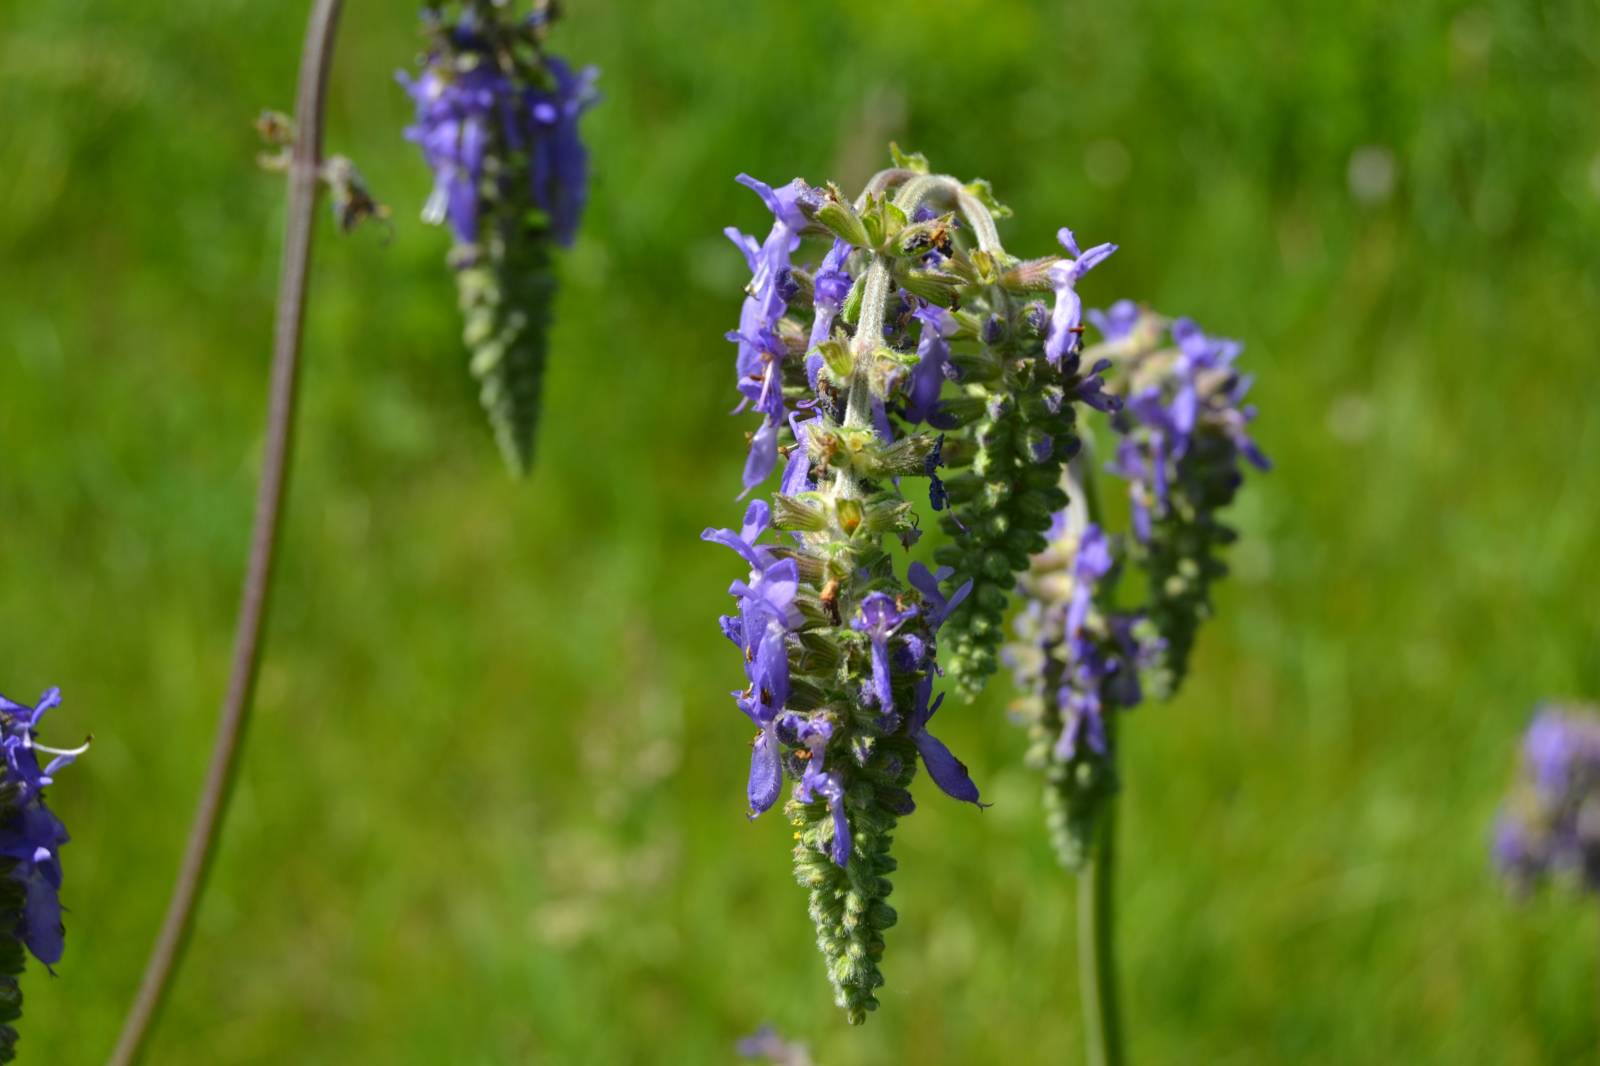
left=936, top=360, right=1083, bottom=698
left=455, top=217, right=555, bottom=476
left=1130, top=427, right=1242, bottom=699
left=789, top=734, right=916, bottom=1024
left=1016, top=666, right=1117, bottom=872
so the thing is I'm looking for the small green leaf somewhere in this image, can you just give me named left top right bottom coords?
left=888, top=142, right=930, bottom=173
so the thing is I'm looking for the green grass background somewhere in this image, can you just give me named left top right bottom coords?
left=3, top=0, right=1599, bottom=1061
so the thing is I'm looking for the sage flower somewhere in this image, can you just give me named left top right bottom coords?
left=709, top=153, right=1032, bottom=1023
left=400, top=3, right=598, bottom=473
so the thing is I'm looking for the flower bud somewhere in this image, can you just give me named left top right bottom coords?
left=811, top=183, right=872, bottom=248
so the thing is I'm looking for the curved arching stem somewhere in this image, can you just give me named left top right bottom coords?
left=107, top=2, right=345, bottom=1062
left=889, top=174, right=1004, bottom=256
left=854, top=166, right=919, bottom=210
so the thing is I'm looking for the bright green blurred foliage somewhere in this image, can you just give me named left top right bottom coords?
left=2, top=0, right=1598, bottom=1061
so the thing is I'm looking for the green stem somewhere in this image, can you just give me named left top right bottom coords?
left=1069, top=450, right=1124, bottom=1066
left=1078, top=761, right=1124, bottom=1066
left=854, top=166, right=918, bottom=211
left=831, top=251, right=893, bottom=502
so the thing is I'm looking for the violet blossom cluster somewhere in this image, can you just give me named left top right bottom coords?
left=1006, top=512, right=1163, bottom=866
left=1004, top=303, right=1266, bottom=867
left=928, top=224, right=1122, bottom=700
left=708, top=148, right=1129, bottom=1021
left=1494, top=705, right=1600, bottom=895
left=0, top=687, right=86, bottom=1062
left=1092, top=304, right=1270, bottom=697
left=400, top=1, right=597, bottom=473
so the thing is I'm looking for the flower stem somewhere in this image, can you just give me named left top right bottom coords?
left=1071, top=448, right=1124, bottom=1066
left=107, top=2, right=344, bottom=1062
left=854, top=166, right=919, bottom=210
left=1077, top=769, right=1124, bottom=1066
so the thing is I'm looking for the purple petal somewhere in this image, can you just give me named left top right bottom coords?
left=827, top=789, right=853, bottom=866
left=912, top=730, right=984, bottom=806
left=747, top=728, right=782, bottom=817
left=741, top=420, right=780, bottom=495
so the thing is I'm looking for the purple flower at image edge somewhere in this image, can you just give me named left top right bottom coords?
left=0, top=687, right=86, bottom=969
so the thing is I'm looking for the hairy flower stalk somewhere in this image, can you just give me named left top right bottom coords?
left=400, top=1, right=597, bottom=473
left=708, top=152, right=1040, bottom=1022
left=0, top=688, right=87, bottom=1063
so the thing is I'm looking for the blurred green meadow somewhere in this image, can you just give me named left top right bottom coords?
left=3, top=0, right=1599, bottom=1061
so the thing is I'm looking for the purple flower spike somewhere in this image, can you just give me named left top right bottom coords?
left=925, top=434, right=949, bottom=512
left=737, top=174, right=810, bottom=231
left=726, top=558, right=803, bottom=818
left=908, top=677, right=986, bottom=806
left=737, top=1025, right=812, bottom=1066
left=741, top=419, right=782, bottom=496
left=0, top=686, right=87, bottom=967
left=852, top=593, right=919, bottom=719
left=1044, top=227, right=1118, bottom=367
left=400, top=44, right=597, bottom=247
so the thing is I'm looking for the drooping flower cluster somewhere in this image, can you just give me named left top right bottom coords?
left=400, top=1, right=598, bottom=473
left=707, top=148, right=1127, bottom=1022
left=1494, top=705, right=1600, bottom=894
left=1005, top=303, right=1266, bottom=867
left=0, top=687, right=86, bottom=1062
left=931, top=227, right=1121, bottom=699
left=1091, top=306, right=1270, bottom=697
left=1006, top=513, right=1162, bottom=867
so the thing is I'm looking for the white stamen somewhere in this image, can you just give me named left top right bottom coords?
left=35, top=738, right=91, bottom=758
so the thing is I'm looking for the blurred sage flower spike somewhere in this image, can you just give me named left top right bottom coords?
left=399, top=0, right=598, bottom=474
left=1495, top=704, right=1600, bottom=896
left=1089, top=307, right=1270, bottom=697
left=708, top=145, right=1128, bottom=1023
